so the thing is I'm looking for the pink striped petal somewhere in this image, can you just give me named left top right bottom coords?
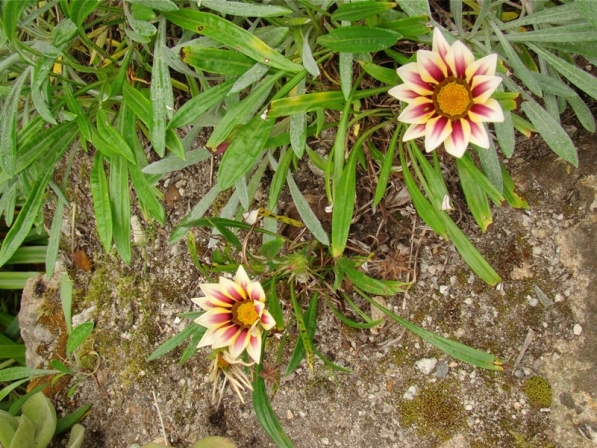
left=219, top=277, right=247, bottom=301
left=196, top=309, right=232, bottom=329
left=260, top=309, right=276, bottom=330
left=468, top=98, right=504, bottom=123
left=234, top=265, right=251, bottom=290
left=402, top=123, right=427, bottom=141
left=246, top=328, right=263, bottom=364
left=465, top=53, right=498, bottom=80
left=230, top=329, right=251, bottom=359
left=467, top=119, right=490, bottom=148
left=417, top=50, right=448, bottom=84
left=388, top=83, right=421, bottom=102
left=254, top=300, right=265, bottom=315
left=471, top=75, right=502, bottom=104
left=445, top=41, right=475, bottom=79
left=432, top=28, right=451, bottom=63
left=198, top=284, right=236, bottom=308
left=212, top=324, right=242, bottom=349
left=398, top=99, right=435, bottom=124
left=246, top=281, right=266, bottom=302
left=424, top=116, right=452, bottom=152
left=397, top=62, right=434, bottom=96
left=443, top=119, right=471, bottom=157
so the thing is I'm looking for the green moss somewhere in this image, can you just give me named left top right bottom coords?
left=397, top=380, right=466, bottom=442
left=523, top=376, right=552, bottom=408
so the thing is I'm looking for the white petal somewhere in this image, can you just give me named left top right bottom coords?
left=397, top=98, right=435, bottom=124
left=417, top=50, right=448, bottom=84
left=234, top=265, right=251, bottom=289
left=471, top=75, right=502, bottom=104
left=445, top=41, right=475, bottom=79
left=403, top=123, right=427, bottom=142
left=432, top=27, right=451, bottom=62
left=388, top=83, right=421, bottom=102
left=467, top=119, right=490, bottom=148
left=424, top=116, right=452, bottom=152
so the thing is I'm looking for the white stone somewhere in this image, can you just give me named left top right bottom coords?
left=415, top=357, right=437, bottom=374
left=403, top=386, right=417, bottom=400
left=573, top=324, right=583, bottom=336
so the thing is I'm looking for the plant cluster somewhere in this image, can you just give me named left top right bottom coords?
left=1, top=0, right=596, bottom=445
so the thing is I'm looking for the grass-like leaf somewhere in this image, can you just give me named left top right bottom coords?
left=60, top=273, right=73, bottom=335
left=253, top=373, right=295, bottom=448
left=317, top=26, right=401, bottom=53
left=66, top=322, right=94, bottom=356
left=90, top=153, right=113, bottom=253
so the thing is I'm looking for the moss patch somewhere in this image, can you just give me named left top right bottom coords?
left=397, top=379, right=466, bottom=442
left=523, top=376, right=552, bottom=409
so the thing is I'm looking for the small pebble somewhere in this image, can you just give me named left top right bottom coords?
left=287, top=410, right=294, bottom=420
left=573, top=324, right=583, bottom=336
left=435, top=362, right=449, bottom=378
left=415, top=357, right=437, bottom=374
left=514, top=369, right=525, bottom=379
left=321, top=438, right=330, bottom=445
left=523, top=367, right=533, bottom=376
left=403, top=386, right=417, bottom=400
left=528, top=297, right=539, bottom=307
left=465, top=404, right=473, bottom=411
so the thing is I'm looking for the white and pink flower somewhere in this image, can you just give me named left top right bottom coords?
left=390, top=28, right=504, bottom=157
left=193, top=265, right=276, bottom=364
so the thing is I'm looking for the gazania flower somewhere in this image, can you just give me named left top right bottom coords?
left=207, top=349, right=254, bottom=408
left=193, top=265, right=276, bottom=364
left=390, top=28, right=504, bottom=157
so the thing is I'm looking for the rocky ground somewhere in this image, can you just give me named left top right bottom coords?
left=20, top=123, right=597, bottom=448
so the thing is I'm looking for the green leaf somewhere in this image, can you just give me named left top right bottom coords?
left=21, top=392, right=56, bottom=448
left=285, top=292, right=318, bottom=375
left=66, top=424, right=85, bottom=448
left=184, top=48, right=255, bottom=75
left=358, top=60, right=400, bottom=85
left=69, top=0, right=101, bottom=27
left=505, top=24, right=597, bottom=43
left=127, top=0, right=178, bottom=11
left=11, top=414, right=35, bottom=448
left=150, top=19, right=173, bottom=157
left=96, top=109, right=136, bottom=164
left=337, top=257, right=409, bottom=295
left=201, top=0, right=292, bottom=17
left=207, top=72, right=283, bottom=149
left=567, top=93, right=595, bottom=133
left=268, top=92, right=345, bottom=117
left=457, top=152, right=504, bottom=204
left=332, top=2, right=397, bottom=21
left=375, top=15, right=429, bottom=37
left=142, top=149, right=210, bottom=175
left=286, top=174, right=330, bottom=245
left=488, top=20, right=542, bottom=97
left=477, top=139, right=504, bottom=194
left=90, top=153, right=112, bottom=252
left=169, top=184, right=222, bottom=243
left=0, top=167, right=54, bottom=268
left=521, top=100, right=578, bottom=166
left=0, top=272, right=42, bottom=290
left=66, top=322, right=94, bottom=356
left=331, top=146, right=360, bottom=258
left=456, top=158, right=492, bottom=232
left=0, top=367, right=60, bottom=382
left=253, top=374, right=295, bottom=448
left=494, top=110, right=515, bottom=158
left=374, top=131, right=398, bottom=207
left=317, top=26, right=401, bottom=53
left=217, top=117, right=275, bottom=190
left=576, top=0, right=597, bottom=28
left=0, top=70, right=28, bottom=176
left=147, top=323, right=203, bottom=361
left=60, top=273, right=73, bottom=334
left=163, top=10, right=302, bottom=73
left=501, top=164, right=528, bottom=209
left=0, top=345, right=26, bottom=359
left=2, top=0, right=28, bottom=40
left=527, top=43, right=597, bottom=101
left=129, top=161, right=166, bottom=225
left=56, top=404, right=92, bottom=435
left=501, top=2, right=580, bottom=28
left=363, top=294, right=503, bottom=370
left=109, top=156, right=131, bottom=264
left=442, top=214, right=501, bottom=285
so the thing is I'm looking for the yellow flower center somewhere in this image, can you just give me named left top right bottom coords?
left=217, top=353, right=230, bottom=369
left=231, top=300, right=259, bottom=328
left=433, top=77, right=473, bottom=120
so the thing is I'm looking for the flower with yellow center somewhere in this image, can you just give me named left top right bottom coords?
left=207, top=349, right=254, bottom=408
left=193, top=265, right=276, bottom=364
left=389, top=28, right=504, bottom=157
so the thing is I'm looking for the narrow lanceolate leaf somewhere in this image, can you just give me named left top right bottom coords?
left=150, top=19, right=173, bottom=157
left=477, top=138, right=504, bottom=195
left=337, top=257, right=409, bottom=295
left=527, top=43, right=597, bottom=101
left=287, top=174, right=330, bottom=245
left=504, top=24, right=597, bottom=43
left=184, top=48, right=255, bottom=75
left=2, top=0, right=28, bottom=40
left=457, top=152, right=504, bottom=204
left=109, top=156, right=131, bottom=264
left=290, top=78, right=307, bottom=157
left=63, top=82, right=92, bottom=142
left=500, top=1, right=580, bottom=29
left=364, top=295, right=503, bottom=370
left=253, top=374, right=295, bottom=448
left=375, top=16, right=430, bottom=37
left=66, top=322, right=94, bottom=356
left=332, top=2, right=397, bottom=22
left=90, top=153, right=113, bottom=253
left=0, top=70, right=28, bottom=176
left=0, top=167, right=55, bottom=268
left=488, top=21, right=542, bottom=97
left=456, top=158, right=492, bottom=232
left=46, top=198, right=65, bottom=278
left=129, top=161, right=166, bottom=225
left=217, top=116, right=275, bottom=190
left=567, top=93, right=595, bottom=133
left=501, top=164, right=528, bottom=209
left=494, top=110, right=515, bottom=158
left=374, top=131, right=398, bottom=207
left=331, top=146, right=360, bottom=258
left=127, top=0, right=178, bottom=11
left=358, top=61, right=400, bottom=85
left=268, top=92, right=345, bottom=117
left=168, top=80, right=234, bottom=129
left=339, top=50, right=353, bottom=101
left=301, top=29, right=320, bottom=78
left=201, top=0, right=293, bottom=17
left=317, top=27, right=401, bottom=53
left=69, top=0, right=101, bottom=27
left=147, top=323, right=203, bottom=361
left=521, top=101, right=578, bottom=167
left=286, top=290, right=318, bottom=375
left=162, top=10, right=302, bottom=73
left=31, top=57, right=58, bottom=125
left=96, top=109, right=136, bottom=164
left=441, top=214, right=501, bottom=285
